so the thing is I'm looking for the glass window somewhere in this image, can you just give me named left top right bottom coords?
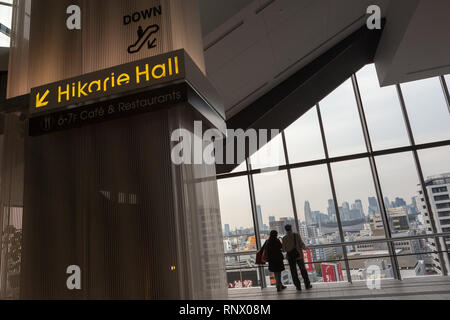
left=252, top=170, right=294, bottom=239
left=217, top=177, right=254, bottom=254
left=432, top=187, right=448, bottom=194
left=264, top=246, right=347, bottom=286
left=348, top=259, right=395, bottom=282
left=393, top=238, right=443, bottom=278
left=375, top=152, right=422, bottom=238
left=418, top=146, right=450, bottom=180
left=346, top=242, right=396, bottom=283
left=284, top=107, right=325, bottom=164
left=435, top=195, right=450, bottom=201
left=0, top=2, right=12, bottom=48
left=320, top=79, right=366, bottom=157
left=331, top=158, right=385, bottom=241
left=225, top=253, right=261, bottom=289
left=438, top=211, right=450, bottom=218
left=0, top=2, right=12, bottom=28
left=419, top=145, right=450, bottom=263
left=401, top=77, right=450, bottom=144
left=356, top=64, right=410, bottom=150
left=311, top=261, right=348, bottom=283
left=0, top=32, right=9, bottom=48
left=231, top=161, right=247, bottom=174
left=249, top=134, right=286, bottom=171
left=290, top=165, right=341, bottom=245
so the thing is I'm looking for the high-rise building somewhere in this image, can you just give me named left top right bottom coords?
left=418, top=173, right=450, bottom=272
left=388, top=207, right=410, bottom=232
left=224, top=224, right=231, bottom=236
left=305, top=201, right=313, bottom=226
left=384, top=197, right=391, bottom=209
left=299, top=222, right=309, bottom=240
left=369, top=213, right=385, bottom=234
left=353, top=200, right=365, bottom=218
left=328, top=199, right=337, bottom=222
left=342, top=202, right=350, bottom=221
left=368, top=197, right=380, bottom=214
left=394, top=197, right=407, bottom=208
left=256, top=205, right=264, bottom=230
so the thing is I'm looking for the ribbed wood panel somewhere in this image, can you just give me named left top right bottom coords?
left=7, top=0, right=205, bottom=98
left=7, top=0, right=31, bottom=98
left=20, top=104, right=227, bottom=299
left=0, top=114, right=25, bottom=299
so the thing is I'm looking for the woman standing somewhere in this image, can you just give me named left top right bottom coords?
left=265, top=230, right=286, bottom=292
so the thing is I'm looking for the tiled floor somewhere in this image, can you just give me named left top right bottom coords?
left=228, top=276, right=450, bottom=300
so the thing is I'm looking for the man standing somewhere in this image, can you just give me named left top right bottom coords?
left=282, top=225, right=312, bottom=291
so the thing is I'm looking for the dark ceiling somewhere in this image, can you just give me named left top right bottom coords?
left=199, top=0, right=255, bottom=36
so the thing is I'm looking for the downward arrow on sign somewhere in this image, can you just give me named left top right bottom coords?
left=148, top=38, right=157, bottom=49
left=36, top=89, right=50, bottom=108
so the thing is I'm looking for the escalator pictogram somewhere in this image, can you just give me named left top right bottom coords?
left=128, top=24, right=160, bottom=54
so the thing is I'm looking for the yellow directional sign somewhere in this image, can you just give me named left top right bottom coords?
left=36, top=89, right=50, bottom=108
left=30, top=50, right=186, bottom=115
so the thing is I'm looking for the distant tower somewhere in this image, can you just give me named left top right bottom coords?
left=224, top=224, right=230, bottom=236
left=305, top=201, right=312, bottom=226
left=384, top=197, right=391, bottom=209
left=368, top=197, right=380, bottom=214
left=256, top=205, right=264, bottom=231
left=328, top=199, right=336, bottom=221
left=354, top=199, right=364, bottom=218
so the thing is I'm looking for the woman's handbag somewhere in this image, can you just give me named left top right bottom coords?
left=256, top=242, right=268, bottom=265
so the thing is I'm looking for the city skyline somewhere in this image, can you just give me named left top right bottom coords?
left=221, top=191, right=421, bottom=233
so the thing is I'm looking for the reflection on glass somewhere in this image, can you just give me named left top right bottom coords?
left=418, top=146, right=450, bottom=273
left=252, top=170, right=294, bottom=240
left=217, top=177, right=254, bottom=254
left=356, top=64, right=409, bottom=150
left=401, top=77, right=450, bottom=144
left=249, top=134, right=286, bottom=170
left=284, top=107, right=325, bottom=164
left=290, top=165, right=341, bottom=245
left=320, top=79, right=366, bottom=157
left=332, top=158, right=386, bottom=240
